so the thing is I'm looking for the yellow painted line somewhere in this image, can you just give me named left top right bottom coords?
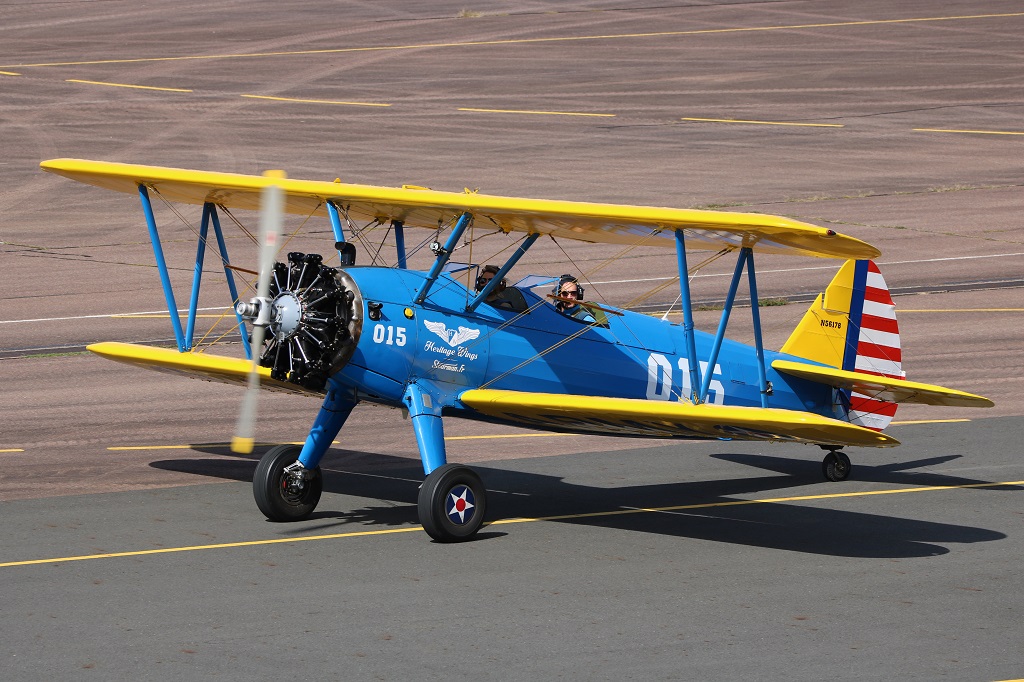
left=0, top=70, right=20, bottom=76
left=489, top=479, right=1024, bottom=526
left=891, top=419, right=970, bottom=426
left=12, top=13, right=1018, bottom=70
left=459, top=107, right=615, bottom=118
left=241, top=94, right=390, bottom=107
left=682, top=117, right=844, bottom=128
left=3, top=479, right=1021, bottom=568
left=66, top=79, right=192, bottom=93
left=0, top=527, right=424, bottom=567
left=914, top=128, right=1024, bottom=136
left=109, top=440, right=312, bottom=451
left=0, top=449, right=25, bottom=453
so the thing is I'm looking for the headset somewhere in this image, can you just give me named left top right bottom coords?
left=475, top=264, right=507, bottom=293
left=553, top=274, right=584, bottom=299
left=553, top=274, right=584, bottom=311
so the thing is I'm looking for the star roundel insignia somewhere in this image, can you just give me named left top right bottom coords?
left=446, top=484, right=476, bottom=524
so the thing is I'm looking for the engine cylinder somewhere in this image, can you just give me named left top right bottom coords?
left=244, top=252, right=361, bottom=391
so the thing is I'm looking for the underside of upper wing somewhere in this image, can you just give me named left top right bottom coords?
left=88, top=342, right=323, bottom=396
left=772, top=360, right=994, bottom=408
left=41, top=158, right=879, bottom=260
left=458, top=389, right=899, bottom=447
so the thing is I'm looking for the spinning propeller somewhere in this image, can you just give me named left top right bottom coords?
left=231, top=170, right=286, bottom=454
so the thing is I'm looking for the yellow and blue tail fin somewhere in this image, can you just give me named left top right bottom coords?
left=781, top=260, right=904, bottom=431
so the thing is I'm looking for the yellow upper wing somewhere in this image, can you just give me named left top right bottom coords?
left=41, top=158, right=879, bottom=260
left=459, top=389, right=898, bottom=447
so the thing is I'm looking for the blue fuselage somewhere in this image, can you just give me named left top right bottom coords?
left=329, top=267, right=830, bottom=422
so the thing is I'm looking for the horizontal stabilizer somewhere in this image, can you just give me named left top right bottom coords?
left=87, top=342, right=322, bottom=396
left=772, top=359, right=993, bottom=408
left=459, top=389, right=899, bottom=448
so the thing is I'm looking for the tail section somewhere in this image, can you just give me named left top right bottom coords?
left=781, top=260, right=904, bottom=430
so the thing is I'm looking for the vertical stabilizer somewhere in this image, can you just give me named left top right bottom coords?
left=781, top=260, right=904, bottom=430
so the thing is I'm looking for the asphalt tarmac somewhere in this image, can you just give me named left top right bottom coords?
left=2, top=1, right=1023, bottom=679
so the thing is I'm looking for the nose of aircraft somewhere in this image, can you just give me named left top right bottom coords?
left=237, top=251, right=362, bottom=391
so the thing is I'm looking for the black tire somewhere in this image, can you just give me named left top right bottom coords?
left=822, top=450, right=852, bottom=482
left=253, top=444, right=322, bottom=521
left=417, top=464, right=487, bottom=542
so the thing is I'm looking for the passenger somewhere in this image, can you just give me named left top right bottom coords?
left=553, top=274, right=596, bottom=323
left=476, top=264, right=514, bottom=309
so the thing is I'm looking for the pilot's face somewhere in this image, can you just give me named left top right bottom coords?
left=561, top=284, right=579, bottom=299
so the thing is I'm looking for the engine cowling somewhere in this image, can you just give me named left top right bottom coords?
left=237, top=252, right=361, bottom=391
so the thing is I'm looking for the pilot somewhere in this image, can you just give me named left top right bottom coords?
left=554, top=274, right=596, bottom=324
left=476, top=264, right=514, bottom=309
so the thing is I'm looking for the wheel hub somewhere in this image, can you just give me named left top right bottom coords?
left=446, top=484, right=476, bottom=524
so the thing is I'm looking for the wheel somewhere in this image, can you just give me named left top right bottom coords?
left=417, top=464, right=487, bottom=542
left=253, top=444, right=323, bottom=521
left=822, top=450, right=852, bottom=482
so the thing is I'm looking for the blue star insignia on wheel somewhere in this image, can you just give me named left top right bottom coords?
left=446, top=485, right=476, bottom=525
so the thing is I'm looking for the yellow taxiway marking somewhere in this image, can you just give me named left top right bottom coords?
left=241, top=94, right=390, bottom=107
left=66, top=79, right=193, bottom=93
left=682, top=117, right=844, bottom=128
left=109, top=441, right=313, bottom=451
left=3, top=480, right=1022, bottom=568
left=0, top=449, right=25, bottom=453
left=459, top=107, right=615, bottom=118
left=914, top=128, right=1024, bottom=136
left=0, top=70, right=20, bottom=76
left=9, top=13, right=1020, bottom=69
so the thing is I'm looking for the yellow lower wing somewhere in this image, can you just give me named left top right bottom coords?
left=459, top=389, right=898, bottom=448
left=772, top=360, right=993, bottom=408
left=87, top=342, right=323, bottom=396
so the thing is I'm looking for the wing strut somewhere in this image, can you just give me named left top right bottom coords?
left=466, top=232, right=540, bottom=311
left=393, top=220, right=407, bottom=268
left=674, top=230, right=702, bottom=402
left=414, top=212, right=472, bottom=304
left=139, top=184, right=186, bottom=351
left=698, top=247, right=771, bottom=406
left=137, top=185, right=250, bottom=355
left=674, top=233, right=771, bottom=407
left=204, top=203, right=252, bottom=359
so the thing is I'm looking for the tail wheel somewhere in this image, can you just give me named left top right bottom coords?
left=253, top=444, right=323, bottom=521
left=822, top=450, right=852, bottom=482
left=418, top=464, right=487, bottom=542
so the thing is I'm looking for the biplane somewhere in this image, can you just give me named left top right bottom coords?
left=41, top=158, right=993, bottom=542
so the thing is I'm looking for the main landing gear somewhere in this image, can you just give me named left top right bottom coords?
left=418, top=464, right=488, bottom=542
left=821, top=447, right=852, bottom=482
left=253, top=444, right=323, bottom=521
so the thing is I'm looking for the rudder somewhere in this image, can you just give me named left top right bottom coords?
left=781, top=260, right=904, bottom=430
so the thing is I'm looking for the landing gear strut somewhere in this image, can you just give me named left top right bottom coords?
left=821, top=448, right=852, bottom=482
left=418, top=464, right=487, bottom=542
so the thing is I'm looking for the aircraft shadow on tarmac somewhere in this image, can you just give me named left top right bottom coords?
left=150, top=445, right=1013, bottom=559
